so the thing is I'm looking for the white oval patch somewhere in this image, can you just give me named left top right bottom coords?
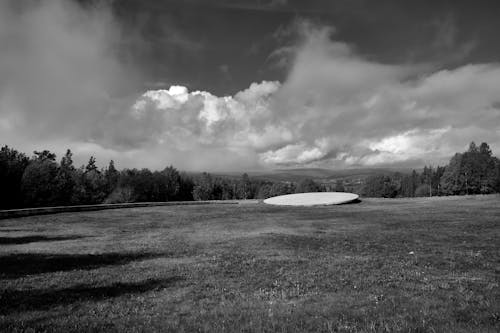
left=263, top=192, right=359, bottom=206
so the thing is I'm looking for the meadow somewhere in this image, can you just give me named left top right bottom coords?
left=0, top=195, right=499, bottom=332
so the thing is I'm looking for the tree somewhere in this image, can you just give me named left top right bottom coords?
left=131, top=169, right=155, bottom=202
left=269, top=182, right=295, bottom=197
left=468, top=141, right=479, bottom=153
left=419, top=166, right=443, bottom=197
left=34, top=150, right=56, bottom=162
left=414, top=184, right=430, bottom=197
left=400, top=170, right=418, bottom=197
left=479, top=142, right=492, bottom=155
left=104, top=186, right=135, bottom=204
left=104, top=160, right=119, bottom=196
left=433, top=166, right=445, bottom=196
left=477, top=142, right=498, bottom=193
left=440, top=142, right=498, bottom=195
left=295, top=178, right=321, bottom=193
left=362, top=175, right=400, bottom=198
left=78, top=156, right=106, bottom=204
left=85, top=156, right=98, bottom=173
left=496, top=157, right=500, bottom=192
left=440, top=153, right=464, bottom=195
left=220, top=179, right=236, bottom=200
left=54, top=149, right=77, bottom=205
left=334, top=180, right=345, bottom=192
left=162, top=166, right=181, bottom=200
left=0, top=146, right=29, bottom=209
left=192, top=172, right=214, bottom=200
left=256, top=183, right=273, bottom=199
left=21, top=151, right=59, bottom=207
left=178, top=173, right=194, bottom=201
left=235, top=173, right=252, bottom=199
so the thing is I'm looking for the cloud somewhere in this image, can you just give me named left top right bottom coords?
left=127, top=32, right=500, bottom=169
left=1, top=7, right=499, bottom=171
left=255, top=22, right=499, bottom=168
left=0, top=0, right=133, bottom=155
left=167, top=21, right=499, bottom=169
left=429, top=13, right=476, bottom=64
left=128, top=80, right=281, bottom=151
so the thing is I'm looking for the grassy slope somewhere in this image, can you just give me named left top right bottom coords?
left=0, top=195, right=499, bottom=332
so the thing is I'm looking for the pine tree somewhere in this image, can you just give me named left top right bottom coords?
left=21, top=150, right=59, bottom=207
left=85, top=156, right=98, bottom=173
left=0, top=146, right=29, bottom=209
left=55, top=149, right=77, bottom=205
left=104, top=160, right=119, bottom=195
left=440, top=142, right=498, bottom=195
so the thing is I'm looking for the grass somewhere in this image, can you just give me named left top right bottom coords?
left=0, top=195, right=499, bottom=332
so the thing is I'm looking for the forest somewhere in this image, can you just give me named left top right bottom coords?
left=361, top=142, right=500, bottom=198
left=0, top=142, right=499, bottom=209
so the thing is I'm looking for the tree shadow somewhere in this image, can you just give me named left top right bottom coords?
left=0, top=252, right=168, bottom=279
left=0, top=276, right=184, bottom=315
left=340, top=198, right=362, bottom=205
left=0, top=235, right=85, bottom=245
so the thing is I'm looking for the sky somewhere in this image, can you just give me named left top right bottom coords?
left=1, top=0, right=499, bottom=171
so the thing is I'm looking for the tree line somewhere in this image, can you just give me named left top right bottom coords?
left=361, top=142, right=500, bottom=198
left=1, top=141, right=499, bottom=209
left=0, top=148, right=192, bottom=209
left=0, top=146, right=325, bottom=209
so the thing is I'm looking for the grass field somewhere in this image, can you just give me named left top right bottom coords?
left=1, top=195, right=499, bottom=332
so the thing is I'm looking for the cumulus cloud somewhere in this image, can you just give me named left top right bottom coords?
left=250, top=22, right=499, bottom=168
left=1, top=4, right=499, bottom=171
left=128, top=80, right=281, bottom=151
left=131, top=21, right=499, bottom=169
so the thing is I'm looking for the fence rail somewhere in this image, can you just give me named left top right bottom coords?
left=0, top=200, right=260, bottom=220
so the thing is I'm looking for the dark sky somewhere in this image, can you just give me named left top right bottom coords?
left=109, top=0, right=500, bottom=95
left=1, top=0, right=499, bottom=171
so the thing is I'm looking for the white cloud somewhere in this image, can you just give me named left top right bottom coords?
left=357, top=128, right=451, bottom=166
left=260, top=142, right=328, bottom=165
left=129, top=81, right=281, bottom=151
left=1, top=7, right=499, bottom=171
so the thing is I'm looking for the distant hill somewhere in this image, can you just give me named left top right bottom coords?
left=243, top=168, right=411, bottom=183
left=214, top=168, right=411, bottom=183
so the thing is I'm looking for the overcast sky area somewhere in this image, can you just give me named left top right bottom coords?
left=1, top=0, right=499, bottom=171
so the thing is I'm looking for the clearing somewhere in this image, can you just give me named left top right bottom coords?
left=0, top=195, right=499, bottom=332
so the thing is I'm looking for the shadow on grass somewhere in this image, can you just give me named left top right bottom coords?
left=0, top=252, right=168, bottom=279
left=0, top=235, right=85, bottom=245
left=340, top=198, right=362, bottom=205
left=0, top=228, right=28, bottom=232
left=0, top=276, right=184, bottom=315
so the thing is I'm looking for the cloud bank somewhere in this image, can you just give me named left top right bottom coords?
left=1, top=3, right=499, bottom=171
left=127, top=22, right=500, bottom=169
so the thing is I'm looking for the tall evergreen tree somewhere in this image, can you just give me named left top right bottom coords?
left=0, top=146, right=29, bottom=209
left=79, top=156, right=106, bottom=204
left=237, top=173, right=252, bottom=199
left=54, top=149, right=77, bottom=205
left=440, top=142, right=498, bottom=195
left=85, top=156, right=98, bottom=173
left=104, top=160, right=119, bottom=195
left=21, top=150, right=59, bottom=207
